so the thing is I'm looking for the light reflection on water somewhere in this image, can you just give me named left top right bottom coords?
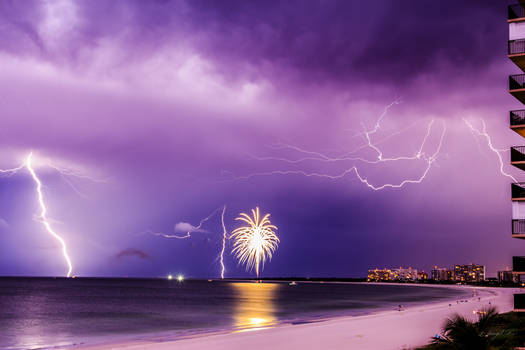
left=231, top=282, right=280, bottom=331
left=0, top=278, right=468, bottom=349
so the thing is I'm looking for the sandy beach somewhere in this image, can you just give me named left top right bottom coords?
left=74, top=284, right=519, bottom=350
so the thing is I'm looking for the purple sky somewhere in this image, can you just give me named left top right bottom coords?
left=0, top=0, right=522, bottom=278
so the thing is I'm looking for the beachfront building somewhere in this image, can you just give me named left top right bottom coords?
left=452, top=264, right=485, bottom=283
left=392, top=267, right=418, bottom=281
left=367, top=267, right=419, bottom=282
left=498, top=268, right=519, bottom=284
left=430, top=266, right=448, bottom=281
left=367, top=268, right=392, bottom=282
left=417, top=271, right=428, bottom=281
left=508, top=1, right=525, bottom=311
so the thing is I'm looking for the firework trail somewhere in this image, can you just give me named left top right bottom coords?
left=231, top=207, right=279, bottom=277
left=464, top=119, right=517, bottom=182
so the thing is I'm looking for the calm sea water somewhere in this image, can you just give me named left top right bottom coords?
left=0, top=278, right=468, bottom=350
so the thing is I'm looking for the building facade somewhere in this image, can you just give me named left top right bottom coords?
left=452, top=264, right=485, bottom=283
left=498, top=269, right=519, bottom=284
left=367, top=267, right=419, bottom=282
left=430, top=266, right=448, bottom=281
left=367, top=268, right=391, bottom=282
left=509, top=1, right=525, bottom=311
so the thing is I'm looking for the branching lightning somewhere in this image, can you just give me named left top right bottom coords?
left=147, top=206, right=222, bottom=239
left=0, top=151, right=104, bottom=277
left=47, top=164, right=108, bottom=183
left=149, top=205, right=229, bottom=278
left=463, top=119, right=517, bottom=182
left=0, top=163, right=25, bottom=176
left=26, top=152, right=73, bottom=277
left=146, top=230, right=191, bottom=239
left=228, top=101, right=447, bottom=190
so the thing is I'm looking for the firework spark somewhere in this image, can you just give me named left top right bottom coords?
left=231, top=207, right=279, bottom=277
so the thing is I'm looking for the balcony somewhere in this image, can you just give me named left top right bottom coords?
left=510, top=74, right=525, bottom=104
left=514, top=293, right=525, bottom=312
left=514, top=256, right=525, bottom=274
left=509, top=4, right=525, bottom=22
left=512, top=183, right=525, bottom=200
left=511, top=110, right=525, bottom=137
left=509, top=40, right=525, bottom=71
left=513, top=220, right=525, bottom=239
left=512, top=146, right=525, bottom=170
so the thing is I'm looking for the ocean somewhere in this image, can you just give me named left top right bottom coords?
left=0, top=277, right=469, bottom=350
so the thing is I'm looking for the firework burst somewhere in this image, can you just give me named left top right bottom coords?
left=231, top=207, right=279, bottom=277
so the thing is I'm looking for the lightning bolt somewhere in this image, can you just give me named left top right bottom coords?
left=147, top=206, right=223, bottom=239
left=219, top=205, right=227, bottom=279
left=145, top=230, right=191, bottom=239
left=148, top=205, right=229, bottom=278
left=0, top=164, right=25, bottom=175
left=47, top=164, right=108, bottom=183
left=0, top=151, right=104, bottom=277
left=26, top=152, right=73, bottom=277
left=47, top=164, right=108, bottom=200
left=463, top=119, right=517, bottom=182
left=363, top=100, right=402, bottom=161
left=229, top=101, right=447, bottom=190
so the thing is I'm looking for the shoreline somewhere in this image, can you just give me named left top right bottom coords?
left=71, top=283, right=517, bottom=350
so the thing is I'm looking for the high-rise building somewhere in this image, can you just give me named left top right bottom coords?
left=418, top=271, right=428, bottom=281
left=367, top=268, right=392, bottom=282
left=392, top=267, right=418, bottom=282
left=430, top=266, right=448, bottom=281
left=498, top=268, right=519, bottom=284
left=508, top=1, right=525, bottom=311
left=367, top=267, right=419, bottom=282
left=452, top=264, right=485, bottom=283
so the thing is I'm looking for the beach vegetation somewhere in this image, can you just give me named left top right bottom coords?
left=416, top=309, right=525, bottom=350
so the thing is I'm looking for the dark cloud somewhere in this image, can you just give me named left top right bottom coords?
left=115, top=248, right=150, bottom=260
left=0, top=0, right=512, bottom=85
left=353, top=1, right=508, bottom=83
left=0, top=0, right=518, bottom=278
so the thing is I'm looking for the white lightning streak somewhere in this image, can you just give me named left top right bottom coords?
left=0, top=152, right=104, bottom=277
left=231, top=101, right=446, bottom=190
left=219, top=205, right=227, bottom=279
left=47, top=164, right=108, bottom=183
left=232, top=123, right=446, bottom=190
left=149, top=205, right=229, bottom=278
left=463, top=119, right=517, bottom=182
left=363, top=100, right=402, bottom=160
left=0, top=163, right=25, bottom=176
left=249, top=119, right=434, bottom=165
left=146, top=230, right=190, bottom=239
left=26, top=152, right=73, bottom=277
